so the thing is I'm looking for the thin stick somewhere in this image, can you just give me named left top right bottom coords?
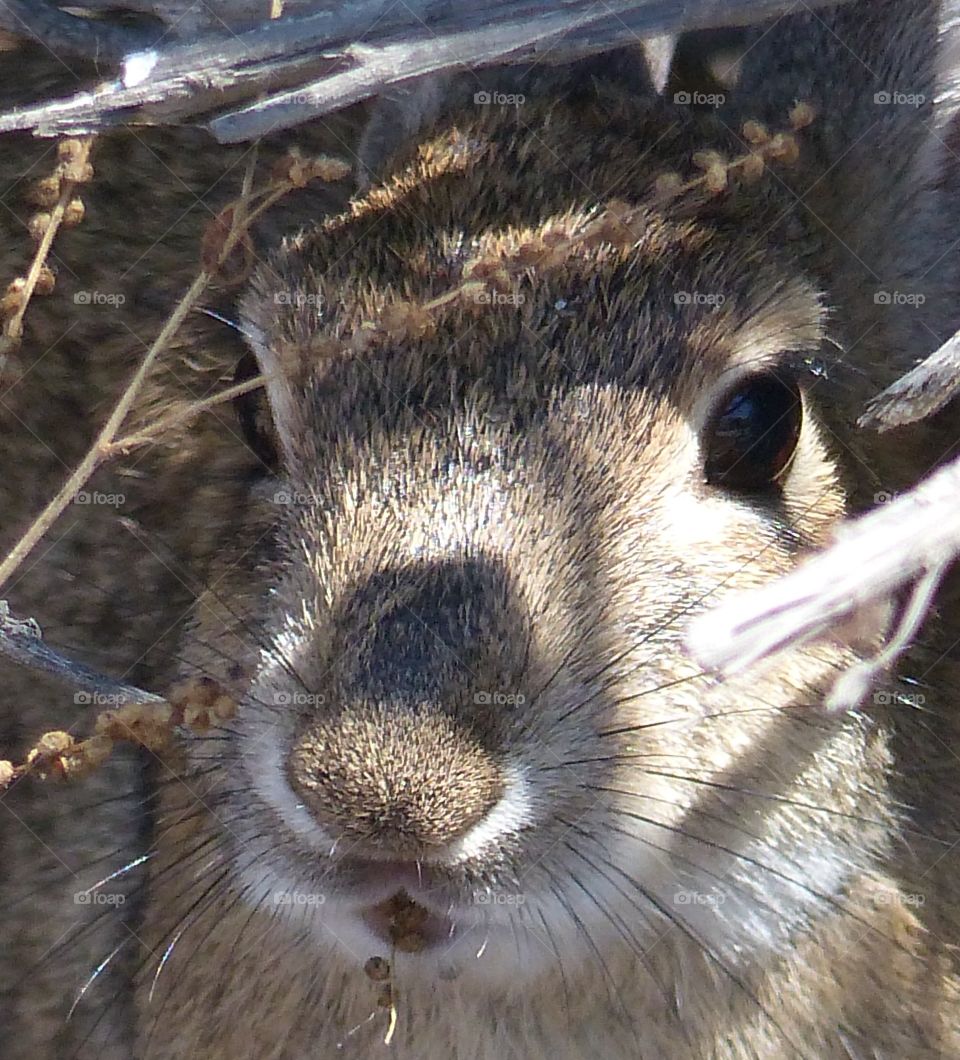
left=0, top=267, right=210, bottom=593
left=101, top=372, right=267, bottom=457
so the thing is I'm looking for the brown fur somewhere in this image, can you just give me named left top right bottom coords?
left=2, top=3, right=960, bottom=1058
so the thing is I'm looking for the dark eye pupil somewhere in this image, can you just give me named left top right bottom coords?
left=703, top=372, right=803, bottom=491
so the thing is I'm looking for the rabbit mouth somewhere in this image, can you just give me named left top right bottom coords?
left=360, top=890, right=459, bottom=953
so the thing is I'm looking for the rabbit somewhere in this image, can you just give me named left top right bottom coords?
left=2, top=2, right=960, bottom=1057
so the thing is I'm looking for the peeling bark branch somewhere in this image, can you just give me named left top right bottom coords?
left=0, top=601, right=161, bottom=705
left=0, top=0, right=854, bottom=139
left=859, top=325, right=960, bottom=430
left=686, top=456, right=960, bottom=700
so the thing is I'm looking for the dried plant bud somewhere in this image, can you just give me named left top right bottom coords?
left=30, top=730, right=74, bottom=757
left=364, top=956, right=391, bottom=981
left=692, top=150, right=725, bottom=172
left=287, top=155, right=311, bottom=188
left=59, top=160, right=95, bottom=184
left=742, top=120, right=770, bottom=145
left=788, top=101, right=816, bottom=130
left=272, top=149, right=351, bottom=187
left=739, top=153, right=766, bottom=183
left=59, top=734, right=112, bottom=778
left=380, top=300, right=434, bottom=339
left=57, top=137, right=95, bottom=185
left=305, top=156, right=352, bottom=183
left=167, top=676, right=237, bottom=732
left=34, top=266, right=56, bottom=296
left=652, top=172, right=684, bottom=201
left=26, top=175, right=63, bottom=208
left=1, top=674, right=242, bottom=791
left=62, top=199, right=85, bottom=228
left=57, top=139, right=85, bottom=164
left=766, top=132, right=800, bottom=165
left=28, top=213, right=52, bottom=242
left=704, top=164, right=728, bottom=194
left=95, top=702, right=175, bottom=750
left=1, top=278, right=27, bottom=318
left=26, top=730, right=76, bottom=778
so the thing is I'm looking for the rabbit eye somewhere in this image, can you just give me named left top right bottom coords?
left=702, top=371, right=803, bottom=492
left=234, top=351, right=280, bottom=471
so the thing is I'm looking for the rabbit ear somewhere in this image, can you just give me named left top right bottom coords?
left=356, top=73, right=456, bottom=188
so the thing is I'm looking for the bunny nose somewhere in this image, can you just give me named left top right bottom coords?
left=290, top=707, right=504, bottom=856
left=287, top=555, right=525, bottom=857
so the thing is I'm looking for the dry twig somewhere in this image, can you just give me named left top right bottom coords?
left=859, top=325, right=960, bottom=430
left=0, top=149, right=350, bottom=594
left=686, top=456, right=960, bottom=707
left=0, top=0, right=854, bottom=140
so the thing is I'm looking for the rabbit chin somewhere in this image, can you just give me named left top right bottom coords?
left=230, top=861, right=570, bottom=985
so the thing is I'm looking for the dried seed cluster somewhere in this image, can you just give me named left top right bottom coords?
left=0, top=676, right=237, bottom=790
left=201, top=151, right=352, bottom=286
left=1, top=137, right=96, bottom=354
left=308, top=105, right=817, bottom=360
left=653, top=102, right=815, bottom=204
